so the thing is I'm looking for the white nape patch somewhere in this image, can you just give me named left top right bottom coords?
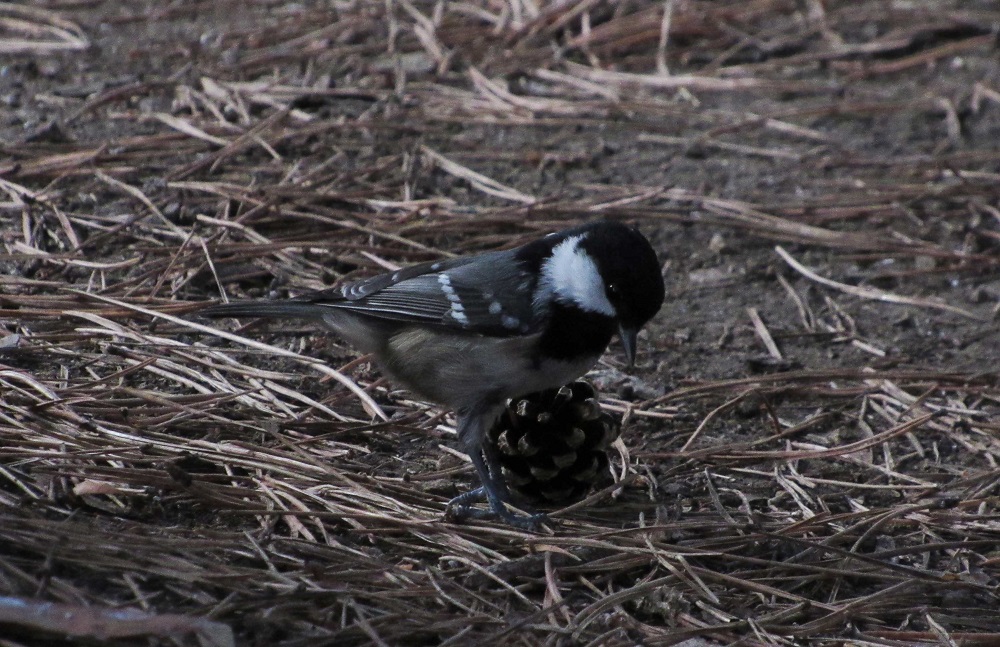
left=537, top=235, right=615, bottom=316
left=438, top=273, right=469, bottom=324
left=489, top=301, right=502, bottom=315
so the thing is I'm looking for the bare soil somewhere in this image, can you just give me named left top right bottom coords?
left=2, top=2, right=1000, bottom=646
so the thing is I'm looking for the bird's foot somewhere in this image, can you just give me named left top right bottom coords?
left=445, top=487, right=548, bottom=530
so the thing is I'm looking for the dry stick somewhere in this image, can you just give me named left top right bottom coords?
left=532, top=68, right=619, bottom=101
left=533, top=0, right=605, bottom=40
left=144, top=227, right=199, bottom=300
left=166, top=107, right=290, bottom=180
left=0, top=595, right=233, bottom=647
left=0, top=5, right=89, bottom=54
left=197, top=236, right=227, bottom=301
left=655, top=0, right=674, bottom=76
left=0, top=178, right=80, bottom=253
left=645, top=538, right=720, bottom=604
left=695, top=196, right=899, bottom=250
left=643, top=367, right=975, bottom=408
left=468, top=68, right=597, bottom=117
left=67, top=81, right=172, bottom=123
left=680, top=391, right=753, bottom=452
left=0, top=177, right=37, bottom=205
left=774, top=246, right=981, bottom=320
left=687, top=412, right=834, bottom=459
left=169, top=181, right=457, bottom=259
left=63, top=290, right=387, bottom=421
left=420, top=145, right=536, bottom=204
left=638, top=133, right=803, bottom=161
left=840, top=34, right=996, bottom=78
left=777, top=274, right=815, bottom=331
left=348, top=599, right=392, bottom=647
left=715, top=412, right=937, bottom=461
left=783, top=580, right=927, bottom=636
left=972, top=82, right=1000, bottom=112
left=867, top=628, right=1000, bottom=644
left=746, top=307, right=782, bottom=360
left=706, top=113, right=838, bottom=145
left=541, top=556, right=570, bottom=629
left=154, top=113, right=230, bottom=146
left=48, top=203, right=81, bottom=249
left=94, top=171, right=188, bottom=241
left=563, top=61, right=837, bottom=94
left=569, top=575, right=676, bottom=639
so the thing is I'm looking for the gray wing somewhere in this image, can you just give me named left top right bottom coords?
left=297, top=250, right=540, bottom=336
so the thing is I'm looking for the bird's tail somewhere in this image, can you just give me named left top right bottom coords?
left=199, top=300, right=330, bottom=320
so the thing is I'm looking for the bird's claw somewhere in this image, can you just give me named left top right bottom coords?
left=445, top=487, right=548, bottom=530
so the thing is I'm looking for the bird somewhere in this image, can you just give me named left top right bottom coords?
left=200, top=220, right=665, bottom=527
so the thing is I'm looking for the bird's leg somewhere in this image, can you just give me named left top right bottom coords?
left=445, top=405, right=547, bottom=529
left=446, top=486, right=487, bottom=510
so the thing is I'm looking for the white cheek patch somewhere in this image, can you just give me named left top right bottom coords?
left=538, top=235, right=615, bottom=316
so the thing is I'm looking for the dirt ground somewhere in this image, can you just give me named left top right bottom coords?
left=2, top=1, right=1000, bottom=645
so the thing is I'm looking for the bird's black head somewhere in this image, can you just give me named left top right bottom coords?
left=524, top=220, right=665, bottom=365
left=577, top=221, right=665, bottom=364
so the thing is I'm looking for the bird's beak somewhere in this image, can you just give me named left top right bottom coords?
left=619, top=324, right=638, bottom=367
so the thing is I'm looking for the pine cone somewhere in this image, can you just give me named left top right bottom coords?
left=487, top=381, right=620, bottom=505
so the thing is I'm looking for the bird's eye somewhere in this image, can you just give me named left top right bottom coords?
left=607, top=283, right=622, bottom=301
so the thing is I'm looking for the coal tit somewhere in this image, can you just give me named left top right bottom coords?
left=201, top=220, right=665, bottom=527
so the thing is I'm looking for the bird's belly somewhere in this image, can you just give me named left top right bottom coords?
left=383, top=329, right=600, bottom=408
